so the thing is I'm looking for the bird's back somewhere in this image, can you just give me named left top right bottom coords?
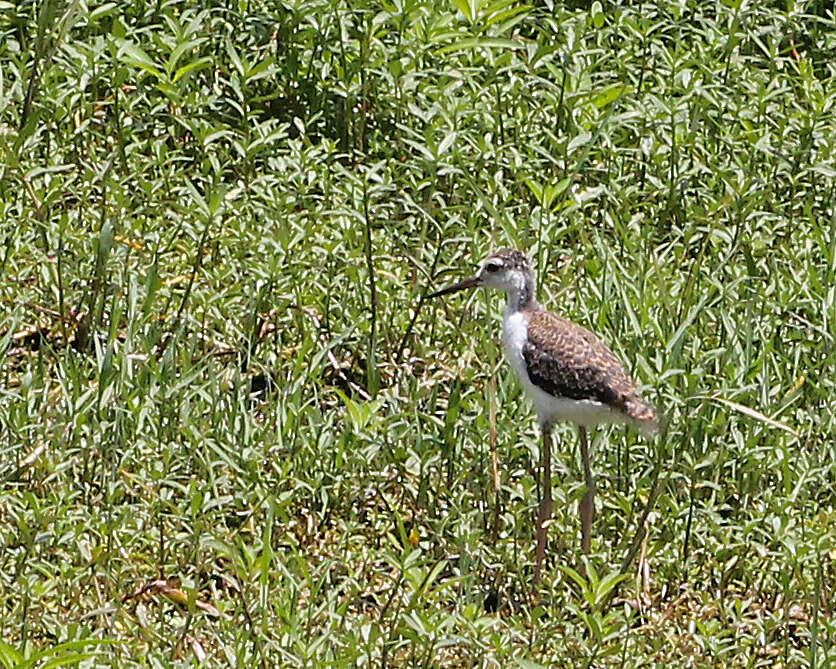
left=505, top=307, right=658, bottom=434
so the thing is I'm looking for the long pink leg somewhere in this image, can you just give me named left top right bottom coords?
left=533, top=421, right=553, bottom=585
left=579, top=426, right=595, bottom=554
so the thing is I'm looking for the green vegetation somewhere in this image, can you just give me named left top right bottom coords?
left=2, top=0, right=835, bottom=665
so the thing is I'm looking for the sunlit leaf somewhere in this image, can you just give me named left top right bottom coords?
left=118, top=42, right=162, bottom=78
left=437, top=37, right=521, bottom=55
left=692, top=395, right=799, bottom=436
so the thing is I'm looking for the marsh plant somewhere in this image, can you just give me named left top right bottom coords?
left=1, top=0, right=834, bottom=666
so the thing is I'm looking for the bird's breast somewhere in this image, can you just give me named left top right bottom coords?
left=501, top=308, right=619, bottom=426
left=501, top=310, right=531, bottom=385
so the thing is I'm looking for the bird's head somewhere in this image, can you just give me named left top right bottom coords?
left=428, top=248, right=534, bottom=299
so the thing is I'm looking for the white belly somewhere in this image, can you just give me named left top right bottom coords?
left=501, top=310, right=620, bottom=427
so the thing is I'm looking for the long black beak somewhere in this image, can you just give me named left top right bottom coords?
left=426, top=276, right=480, bottom=299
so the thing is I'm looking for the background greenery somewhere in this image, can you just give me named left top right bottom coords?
left=1, top=0, right=835, bottom=665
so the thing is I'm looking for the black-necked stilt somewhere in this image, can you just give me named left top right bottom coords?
left=429, top=248, right=658, bottom=584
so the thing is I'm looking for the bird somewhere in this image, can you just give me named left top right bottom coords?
left=428, top=248, right=658, bottom=584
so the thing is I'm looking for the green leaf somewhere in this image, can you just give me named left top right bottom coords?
left=556, top=564, right=588, bottom=591
left=89, top=2, right=117, bottom=23
left=437, top=131, right=457, bottom=156
left=23, top=640, right=120, bottom=668
left=142, top=260, right=161, bottom=318
left=167, top=38, right=204, bottom=75
left=524, top=178, right=543, bottom=203
left=591, top=1, right=604, bottom=29
left=593, top=83, right=629, bottom=109
left=691, top=395, right=798, bottom=436
left=24, top=164, right=74, bottom=179
left=40, top=653, right=97, bottom=669
left=225, top=39, right=246, bottom=78
left=592, top=571, right=629, bottom=606
left=97, top=220, right=115, bottom=264
left=515, top=660, right=548, bottom=669
left=173, top=56, right=212, bottom=83
left=245, top=55, right=276, bottom=82
left=484, top=3, right=532, bottom=29
left=0, top=641, right=23, bottom=669
left=417, top=559, right=447, bottom=597
left=118, top=42, right=162, bottom=78
left=567, top=132, right=592, bottom=154
left=451, top=0, right=477, bottom=23
left=184, top=179, right=210, bottom=218
left=437, top=37, right=520, bottom=55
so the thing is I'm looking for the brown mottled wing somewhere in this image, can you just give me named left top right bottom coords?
left=522, top=310, right=640, bottom=414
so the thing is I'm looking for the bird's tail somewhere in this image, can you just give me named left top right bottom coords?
left=624, top=397, right=660, bottom=439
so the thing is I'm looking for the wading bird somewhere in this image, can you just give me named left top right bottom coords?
left=429, top=249, right=658, bottom=584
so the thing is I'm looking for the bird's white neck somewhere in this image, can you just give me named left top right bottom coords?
left=505, top=270, right=538, bottom=313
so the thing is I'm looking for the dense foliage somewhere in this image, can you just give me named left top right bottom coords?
left=1, top=0, right=835, bottom=665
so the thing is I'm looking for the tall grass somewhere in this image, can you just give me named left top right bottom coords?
left=1, top=0, right=835, bottom=665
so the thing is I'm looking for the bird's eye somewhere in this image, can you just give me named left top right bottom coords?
left=485, top=262, right=501, bottom=273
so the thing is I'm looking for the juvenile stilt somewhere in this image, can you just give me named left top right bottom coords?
left=429, top=249, right=658, bottom=584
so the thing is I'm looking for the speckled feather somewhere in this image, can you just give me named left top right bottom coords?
left=522, top=309, right=657, bottom=425
left=491, top=248, right=530, bottom=270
